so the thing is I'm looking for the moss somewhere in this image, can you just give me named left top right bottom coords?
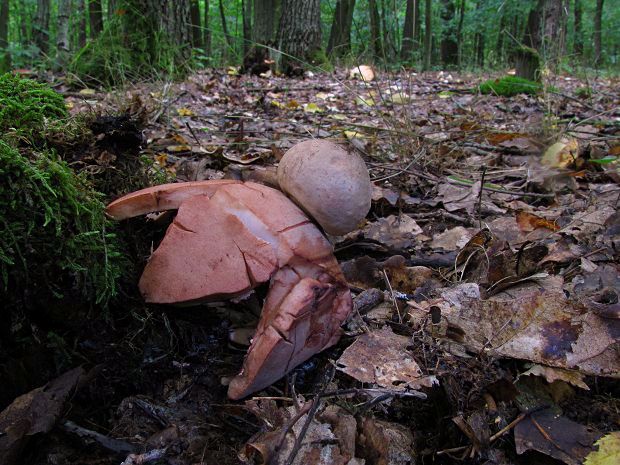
left=309, top=48, right=333, bottom=72
left=479, top=75, right=542, bottom=97
left=575, top=87, right=593, bottom=99
left=0, top=140, right=125, bottom=306
left=0, top=73, right=68, bottom=139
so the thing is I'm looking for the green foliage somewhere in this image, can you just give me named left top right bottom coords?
left=479, top=75, right=542, bottom=97
left=0, top=75, right=125, bottom=307
left=0, top=140, right=124, bottom=306
left=575, top=86, right=593, bottom=99
left=69, top=6, right=189, bottom=86
left=308, top=48, right=333, bottom=72
left=0, top=73, right=68, bottom=138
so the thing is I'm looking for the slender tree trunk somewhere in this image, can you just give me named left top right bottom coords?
left=413, top=0, right=421, bottom=48
left=593, top=0, right=603, bottom=67
left=440, top=0, right=458, bottom=66
left=219, top=0, right=232, bottom=61
left=401, top=0, right=415, bottom=61
left=473, top=0, right=485, bottom=67
left=34, top=0, right=50, bottom=55
left=108, top=0, right=117, bottom=20
left=243, top=0, right=276, bottom=73
left=242, top=0, right=251, bottom=58
left=89, top=0, right=104, bottom=39
left=496, top=11, right=506, bottom=64
left=369, top=0, right=382, bottom=58
left=204, top=0, right=211, bottom=57
left=277, top=0, right=321, bottom=74
left=573, top=0, right=582, bottom=56
left=423, top=0, right=431, bottom=69
left=75, top=0, right=87, bottom=49
left=456, top=0, right=465, bottom=66
left=190, top=0, right=202, bottom=47
left=56, top=0, right=71, bottom=68
left=0, top=0, right=9, bottom=72
left=327, top=0, right=356, bottom=58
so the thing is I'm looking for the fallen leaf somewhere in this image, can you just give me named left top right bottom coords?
left=541, top=139, right=579, bottom=168
left=176, top=107, right=195, bottom=117
left=364, top=215, right=423, bottom=250
left=0, top=368, right=85, bottom=465
left=336, top=326, right=437, bottom=391
left=585, top=432, right=620, bottom=465
left=521, top=364, right=589, bottom=390
left=515, top=409, right=600, bottom=465
left=516, top=210, right=560, bottom=232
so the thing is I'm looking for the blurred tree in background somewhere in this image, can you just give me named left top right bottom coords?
left=0, top=0, right=616, bottom=83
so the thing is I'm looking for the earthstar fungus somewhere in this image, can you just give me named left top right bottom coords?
left=106, top=140, right=372, bottom=399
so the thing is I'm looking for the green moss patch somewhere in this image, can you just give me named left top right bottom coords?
left=0, top=73, right=68, bottom=138
left=479, top=76, right=542, bottom=97
left=0, top=140, right=124, bottom=305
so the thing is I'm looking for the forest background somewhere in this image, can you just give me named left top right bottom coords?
left=0, top=0, right=617, bottom=86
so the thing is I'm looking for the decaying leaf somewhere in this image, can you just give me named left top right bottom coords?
left=516, top=211, right=560, bottom=232
left=358, top=417, right=415, bottom=465
left=336, top=326, right=438, bottom=391
left=0, top=368, right=85, bottom=465
left=514, top=409, right=601, bottom=465
left=364, top=214, right=423, bottom=249
left=521, top=364, right=589, bottom=390
left=541, top=139, right=579, bottom=168
left=408, top=278, right=620, bottom=378
left=584, top=432, right=620, bottom=465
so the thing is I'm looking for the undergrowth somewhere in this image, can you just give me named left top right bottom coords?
left=0, top=140, right=125, bottom=306
left=479, top=75, right=542, bottom=97
left=0, top=73, right=68, bottom=138
left=0, top=75, right=126, bottom=307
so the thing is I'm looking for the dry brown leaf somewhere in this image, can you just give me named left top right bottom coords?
left=516, top=211, right=560, bottom=232
left=336, top=326, right=438, bottom=391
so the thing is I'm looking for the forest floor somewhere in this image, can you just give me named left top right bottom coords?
left=4, top=68, right=620, bottom=465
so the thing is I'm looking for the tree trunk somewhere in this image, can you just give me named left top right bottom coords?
left=242, top=0, right=276, bottom=73
left=76, top=0, right=87, bottom=49
left=573, top=0, right=582, bottom=56
left=34, top=0, right=50, bottom=55
left=242, top=0, right=252, bottom=58
left=276, top=0, right=321, bottom=74
left=496, top=11, right=506, bottom=64
left=219, top=0, right=232, bottom=61
left=190, top=0, right=202, bottom=47
left=56, top=0, right=71, bottom=69
left=204, top=0, right=211, bottom=57
left=89, top=0, right=104, bottom=39
left=413, top=0, right=421, bottom=48
left=108, top=0, right=117, bottom=20
left=440, top=0, right=458, bottom=66
left=0, top=0, right=9, bottom=72
left=327, top=0, right=355, bottom=58
left=456, top=0, right=465, bottom=66
left=122, top=0, right=192, bottom=70
left=593, top=0, right=603, bottom=67
left=369, top=0, right=382, bottom=59
left=423, top=0, right=432, bottom=69
left=401, top=0, right=415, bottom=62
left=473, top=0, right=484, bottom=67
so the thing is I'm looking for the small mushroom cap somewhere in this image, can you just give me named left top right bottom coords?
left=277, top=140, right=372, bottom=235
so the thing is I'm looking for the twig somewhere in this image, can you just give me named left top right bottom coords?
left=283, top=396, right=322, bottom=465
left=477, top=167, right=487, bottom=229
left=488, top=413, right=526, bottom=442
left=60, top=420, right=137, bottom=455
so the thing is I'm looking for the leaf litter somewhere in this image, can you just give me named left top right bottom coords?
left=4, top=69, right=619, bottom=465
